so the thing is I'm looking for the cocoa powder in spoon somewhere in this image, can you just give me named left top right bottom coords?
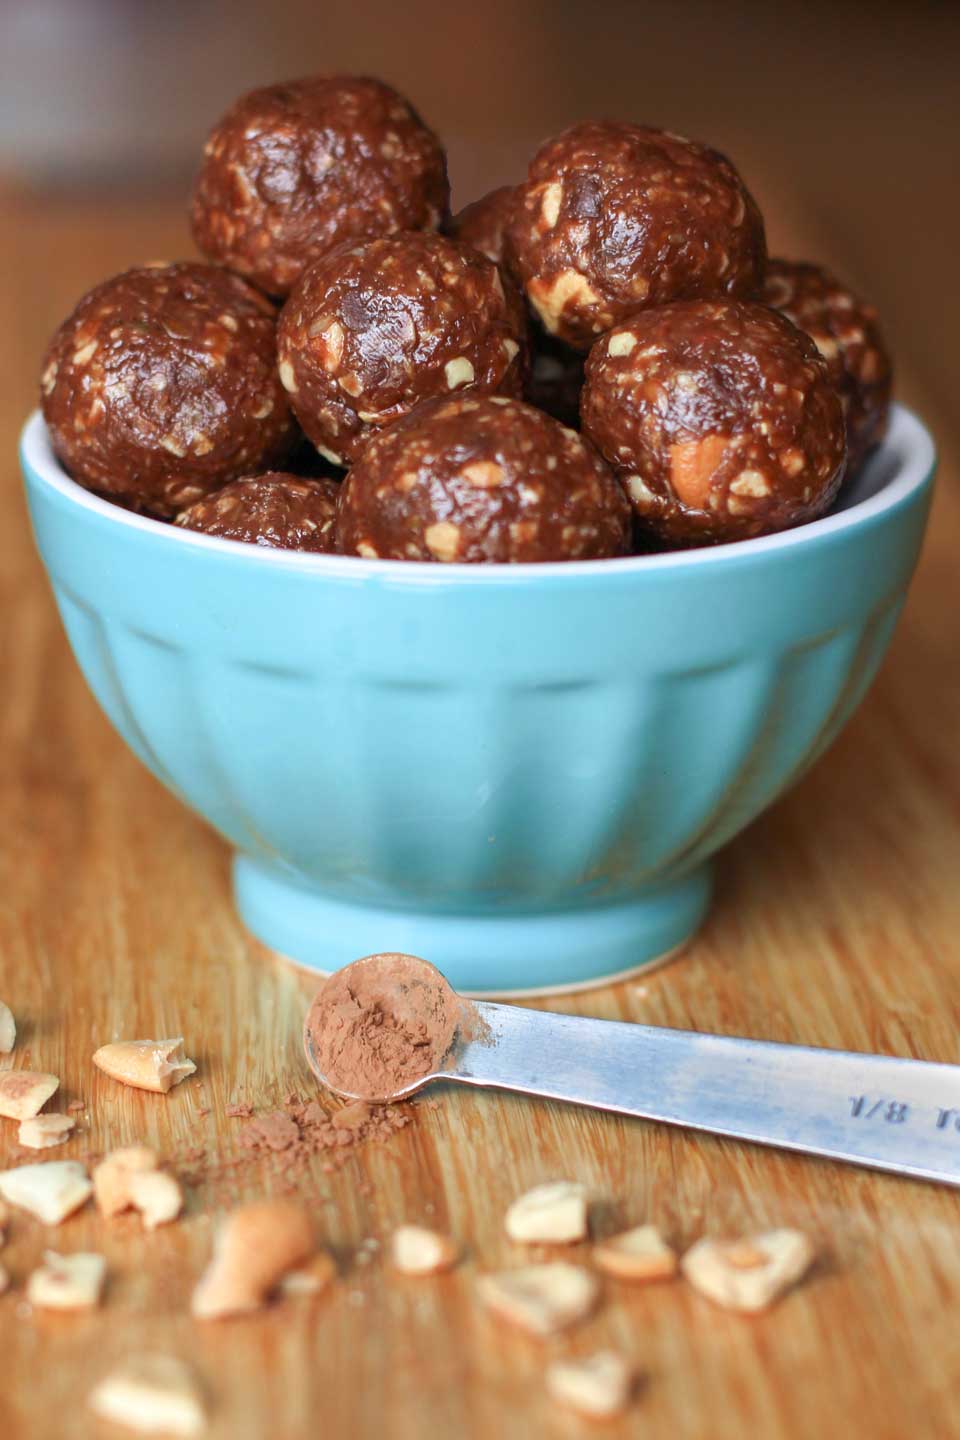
left=304, top=954, right=468, bottom=1102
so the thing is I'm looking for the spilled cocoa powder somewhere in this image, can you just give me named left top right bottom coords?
left=172, top=1093, right=414, bottom=1194
left=304, top=953, right=471, bottom=1101
left=236, top=1097, right=410, bottom=1164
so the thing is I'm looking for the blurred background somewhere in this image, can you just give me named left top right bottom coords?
left=1, top=0, right=958, bottom=422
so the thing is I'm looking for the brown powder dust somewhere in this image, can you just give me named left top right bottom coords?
left=237, top=1098, right=410, bottom=1165
left=304, top=953, right=469, bottom=1102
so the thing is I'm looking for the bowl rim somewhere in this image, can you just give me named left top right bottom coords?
left=20, top=403, right=935, bottom=583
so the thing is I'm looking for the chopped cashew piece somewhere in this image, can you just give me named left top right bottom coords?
left=93, top=1038, right=196, bottom=1093
left=93, top=1148, right=183, bottom=1228
left=546, top=1350, right=634, bottom=1419
left=0, top=1001, right=15, bottom=1053
left=505, top=1181, right=589, bottom=1244
left=94, top=1147, right=161, bottom=1217
left=0, top=1070, right=59, bottom=1120
left=0, top=1160, right=93, bottom=1224
left=89, top=1354, right=207, bottom=1436
left=128, top=1171, right=184, bottom=1230
left=593, top=1224, right=678, bottom=1282
left=18, top=1113, right=75, bottom=1150
left=28, top=1251, right=106, bottom=1310
left=477, top=1263, right=599, bottom=1336
left=278, top=1251, right=337, bottom=1296
left=391, top=1225, right=458, bottom=1276
left=444, top=356, right=475, bottom=389
left=682, top=1229, right=815, bottom=1312
left=192, top=1200, right=315, bottom=1319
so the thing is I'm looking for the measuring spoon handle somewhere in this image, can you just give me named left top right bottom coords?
left=453, top=1006, right=960, bottom=1186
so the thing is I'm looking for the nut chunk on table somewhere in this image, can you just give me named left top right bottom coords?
left=0, top=1069, right=58, bottom=1120
left=89, top=1355, right=207, bottom=1437
left=682, top=1229, right=816, bottom=1312
left=477, top=1262, right=599, bottom=1336
left=0, top=1000, right=15, bottom=1053
left=0, top=1161, right=93, bottom=1225
left=504, top=1181, right=590, bottom=1244
left=546, top=1351, right=635, bottom=1419
left=93, top=1037, right=197, bottom=1093
left=28, top=1251, right=106, bottom=1311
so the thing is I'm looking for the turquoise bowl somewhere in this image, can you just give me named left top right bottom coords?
left=21, top=406, right=934, bottom=994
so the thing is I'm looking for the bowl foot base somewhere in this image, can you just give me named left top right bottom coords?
left=232, top=858, right=712, bottom=997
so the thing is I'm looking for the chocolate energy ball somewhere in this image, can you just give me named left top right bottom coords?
left=191, top=76, right=449, bottom=297
left=581, top=299, right=846, bottom=546
left=760, top=259, right=892, bottom=471
left=447, top=185, right=518, bottom=268
left=337, top=394, right=631, bottom=563
left=509, top=122, right=766, bottom=351
left=527, top=329, right=585, bottom=429
left=40, top=262, right=296, bottom=518
left=277, top=232, right=528, bottom=466
left=175, top=473, right=340, bottom=553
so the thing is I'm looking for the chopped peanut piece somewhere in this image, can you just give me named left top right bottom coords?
left=18, top=1113, right=76, bottom=1150
left=0, top=1198, right=10, bottom=1235
left=0, top=1070, right=59, bottom=1120
left=89, top=1354, right=206, bottom=1436
left=278, top=1251, right=337, bottom=1297
left=593, top=1224, right=678, bottom=1282
left=28, top=1251, right=106, bottom=1310
left=391, top=1225, right=458, bottom=1276
left=0, top=1160, right=92, bottom=1224
left=682, top=1229, right=815, bottom=1312
left=546, top=1350, right=634, bottom=1419
left=128, top=1171, right=184, bottom=1230
left=505, top=1181, right=589, bottom=1244
left=92, top=1038, right=196, bottom=1094
left=0, top=1001, right=15, bottom=1053
left=0, top=1263, right=8, bottom=1295
left=192, top=1200, right=315, bottom=1319
left=477, top=1263, right=599, bottom=1336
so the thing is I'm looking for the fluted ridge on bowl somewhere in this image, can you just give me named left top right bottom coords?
left=52, top=586, right=906, bottom=910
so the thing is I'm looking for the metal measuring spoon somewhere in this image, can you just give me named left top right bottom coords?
left=303, top=953, right=960, bottom=1187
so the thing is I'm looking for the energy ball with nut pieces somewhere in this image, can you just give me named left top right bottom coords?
left=337, top=394, right=631, bottom=564
left=509, top=122, right=766, bottom=351
left=40, top=262, right=296, bottom=518
left=447, top=185, right=518, bottom=268
left=760, top=258, right=892, bottom=472
left=580, top=299, right=846, bottom=547
left=175, top=473, right=340, bottom=553
left=277, top=231, right=528, bottom=467
left=190, top=75, right=449, bottom=297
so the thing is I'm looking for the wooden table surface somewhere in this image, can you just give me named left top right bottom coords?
left=2, top=64, right=960, bottom=1438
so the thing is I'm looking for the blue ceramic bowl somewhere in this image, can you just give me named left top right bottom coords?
left=21, top=406, right=934, bottom=994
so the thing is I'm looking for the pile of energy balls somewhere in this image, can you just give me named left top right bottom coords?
left=40, top=76, right=892, bottom=562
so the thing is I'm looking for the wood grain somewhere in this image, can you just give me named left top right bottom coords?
left=1, top=22, right=960, bottom=1435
